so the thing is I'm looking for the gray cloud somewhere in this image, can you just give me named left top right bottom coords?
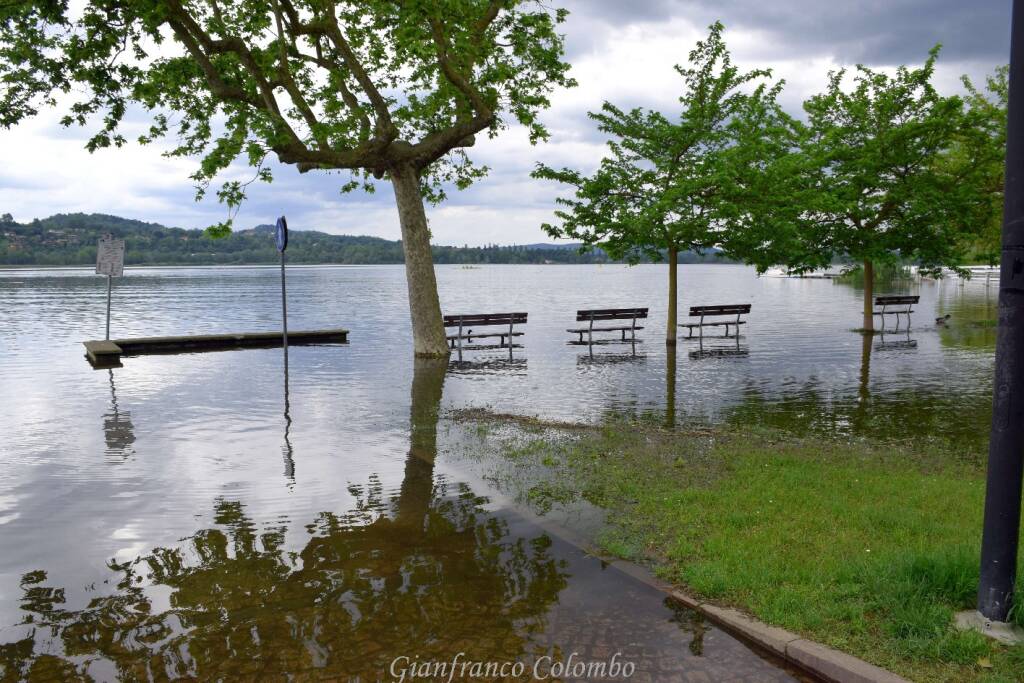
left=565, top=0, right=1011, bottom=65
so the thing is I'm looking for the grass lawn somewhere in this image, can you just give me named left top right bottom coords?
left=456, top=413, right=1024, bottom=682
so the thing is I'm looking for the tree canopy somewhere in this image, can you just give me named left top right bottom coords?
left=949, top=66, right=1008, bottom=266
left=1, top=0, right=574, bottom=229
left=738, top=49, right=988, bottom=331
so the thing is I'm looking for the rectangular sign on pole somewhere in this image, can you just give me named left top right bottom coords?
left=96, top=235, right=125, bottom=277
left=96, top=234, right=125, bottom=341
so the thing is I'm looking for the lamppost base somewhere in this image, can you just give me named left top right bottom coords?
left=954, top=610, right=1024, bottom=645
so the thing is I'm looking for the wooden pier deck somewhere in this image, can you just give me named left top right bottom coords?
left=84, top=329, right=348, bottom=366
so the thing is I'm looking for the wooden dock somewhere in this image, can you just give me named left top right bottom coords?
left=84, top=329, right=348, bottom=366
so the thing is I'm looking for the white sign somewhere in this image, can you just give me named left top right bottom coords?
left=96, top=234, right=125, bottom=277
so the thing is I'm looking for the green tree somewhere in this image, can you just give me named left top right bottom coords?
left=948, top=66, right=1008, bottom=266
left=751, top=49, right=977, bottom=332
left=532, top=22, right=789, bottom=344
left=0, top=1, right=574, bottom=356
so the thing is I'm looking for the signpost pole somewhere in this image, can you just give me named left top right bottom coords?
left=275, top=216, right=290, bottom=373
left=105, top=274, right=112, bottom=341
left=281, top=249, right=288, bottom=367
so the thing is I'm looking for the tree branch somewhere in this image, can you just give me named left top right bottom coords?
left=320, top=4, right=397, bottom=140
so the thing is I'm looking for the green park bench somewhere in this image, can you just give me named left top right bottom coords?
left=443, top=312, right=527, bottom=354
left=873, top=295, right=919, bottom=330
left=680, top=304, right=752, bottom=339
left=568, top=307, right=648, bottom=345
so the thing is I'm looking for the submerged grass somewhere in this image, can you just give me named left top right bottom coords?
left=457, top=414, right=1024, bottom=683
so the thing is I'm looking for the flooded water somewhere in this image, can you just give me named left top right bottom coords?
left=0, top=264, right=995, bottom=681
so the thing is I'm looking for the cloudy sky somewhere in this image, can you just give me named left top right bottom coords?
left=0, top=1, right=1012, bottom=245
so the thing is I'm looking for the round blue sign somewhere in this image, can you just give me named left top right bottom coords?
left=275, top=216, right=288, bottom=252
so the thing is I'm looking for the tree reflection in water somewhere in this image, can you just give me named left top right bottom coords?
left=1, top=358, right=568, bottom=680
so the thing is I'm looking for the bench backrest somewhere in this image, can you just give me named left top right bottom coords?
left=689, top=304, right=751, bottom=317
left=576, top=307, right=648, bottom=322
left=443, top=312, right=528, bottom=328
left=874, top=295, right=919, bottom=305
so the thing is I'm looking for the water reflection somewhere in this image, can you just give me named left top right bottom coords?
left=874, top=329, right=918, bottom=351
left=859, top=333, right=872, bottom=406
left=282, top=355, right=295, bottom=484
left=0, top=359, right=571, bottom=680
left=102, top=370, right=135, bottom=458
left=575, top=349, right=645, bottom=366
left=666, top=346, right=677, bottom=428
left=448, top=357, right=528, bottom=376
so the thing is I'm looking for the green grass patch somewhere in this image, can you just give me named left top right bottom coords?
left=464, top=417, right=1024, bottom=682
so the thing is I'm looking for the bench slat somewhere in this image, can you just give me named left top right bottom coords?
left=567, top=325, right=646, bottom=333
left=874, top=296, right=919, bottom=305
left=680, top=321, right=747, bottom=328
left=443, top=312, right=527, bottom=327
left=575, top=307, right=648, bottom=322
left=447, top=332, right=525, bottom=340
left=689, top=304, right=751, bottom=316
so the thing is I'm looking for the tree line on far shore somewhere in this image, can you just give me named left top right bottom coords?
left=0, top=212, right=729, bottom=267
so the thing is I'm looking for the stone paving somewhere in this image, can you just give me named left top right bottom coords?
left=505, top=514, right=816, bottom=683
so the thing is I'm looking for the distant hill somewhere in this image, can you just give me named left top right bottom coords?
left=520, top=242, right=585, bottom=251
left=0, top=213, right=731, bottom=267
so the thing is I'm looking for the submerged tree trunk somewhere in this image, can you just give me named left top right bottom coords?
left=390, top=165, right=450, bottom=357
left=667, top=246, right=679, bottom=345
left=862, top=258, right=875, bottom=333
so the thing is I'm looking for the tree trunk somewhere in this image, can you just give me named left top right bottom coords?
left=667, top=246, right=678, bottom=345
left=862, top=258, right=874, bottom=333
left=390, top=164, right=450, bottom=357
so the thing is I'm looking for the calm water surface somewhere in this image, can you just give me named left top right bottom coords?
left=0, top=264, right=995, bottom=681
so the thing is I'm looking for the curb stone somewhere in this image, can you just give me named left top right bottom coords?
left=786, top=639, right=908, bottom=683
left=661, top=588, right=910, bottom=683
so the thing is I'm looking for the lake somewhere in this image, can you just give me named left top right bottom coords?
left=0, top=264, right=995, bottom=680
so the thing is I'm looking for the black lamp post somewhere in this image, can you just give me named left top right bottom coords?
left=978, top=0, right=1024, bottom=623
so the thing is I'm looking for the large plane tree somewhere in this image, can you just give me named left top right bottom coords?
left=533, top=22, right=791, bottom=344
left=0, top=0, right=574, bottom=356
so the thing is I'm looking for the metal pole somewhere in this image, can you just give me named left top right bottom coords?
left=978, top=0, right=1024, bottom=622
left=281, top=250, right=288, bottom=372
left=105, top=273, right=112, bottom=341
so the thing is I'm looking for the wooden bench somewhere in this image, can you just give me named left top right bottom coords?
left=873, top=295, right=919, bottom=330
left=568, top=308, right=648, bottom=345
left=443, top=313, right=527, bottom=352
left=680, top=304, right=751, bottom=339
